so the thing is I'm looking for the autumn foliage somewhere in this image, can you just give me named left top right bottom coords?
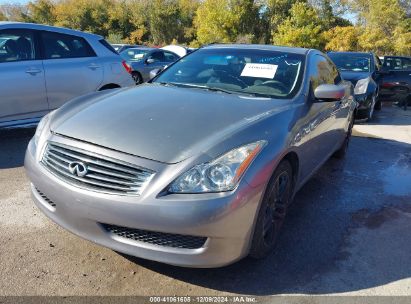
left=0, top=0, right=410, bottom=55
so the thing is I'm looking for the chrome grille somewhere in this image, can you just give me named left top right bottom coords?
left=41, top=142, right=154, bottom=196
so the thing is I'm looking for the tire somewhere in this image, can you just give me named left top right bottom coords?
left=367, top=94, right=377, bottom=121
left=333, top=114, right=354, bottom=159
left=132, top=72, right=143, bottom=85
left=249, top=160, right=294, bottom=259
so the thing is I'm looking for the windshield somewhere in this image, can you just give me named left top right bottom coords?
left=328, top=53, right=371, bottom=72
left=153, top=48, right=305, bottom=99
left=383, top=57, right=411, bottom=71
left=120, top=48, right=150, bottom=62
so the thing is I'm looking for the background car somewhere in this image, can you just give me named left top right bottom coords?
left=120, top=47, right=180, bottom=84
left=379, top=56, right=411, bottom=106
left=0, top=22, right=135, bottom=129
left=161, top=45, right=190, bottom=57
left=26, top=44, right=355, bottom=267
left=111, top=43, right=141, bottom=53
left=328, top=51, right=382, bottom=121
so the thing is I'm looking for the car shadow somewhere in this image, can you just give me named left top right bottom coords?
left=0, top=128, right=35, bottom=169
left=121, top=136, right=411, bottom=295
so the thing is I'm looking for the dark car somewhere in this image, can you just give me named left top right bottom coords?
left=328, top=51, right=382, bottom=120
left=379, top=56, right=411, bottom=107
left=120, top=47, right=180, bottom=84
left=25, top=44, right=355, bottom=267
left=111, top=44, right=142, bottom=53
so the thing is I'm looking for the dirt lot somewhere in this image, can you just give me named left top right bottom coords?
left=0, top=105, right=410, bottom=296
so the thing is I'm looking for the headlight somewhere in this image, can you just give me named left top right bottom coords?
left=169, top=141, right=267, bottom=193
left=354, top=78, right=370, bottom=95
left=34, top=112, right=52, bottom=146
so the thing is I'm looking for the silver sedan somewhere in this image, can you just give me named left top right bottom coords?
left=25, top=44, right=356, bottom=267
left=0, top=22, right=134, bottom=129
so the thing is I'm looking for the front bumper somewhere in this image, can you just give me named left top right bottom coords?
left=25, top=135, right=265, bottom=267
left=354, top=93, right=374, bottom=118
left=354, top=93, right=373, bottom=110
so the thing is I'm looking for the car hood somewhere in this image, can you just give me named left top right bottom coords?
left=340, top=71, right=371, bottom=86
left=51, top=84, right=289, bottom=164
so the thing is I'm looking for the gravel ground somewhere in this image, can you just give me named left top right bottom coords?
left=0, top=104, right=410, bottom=296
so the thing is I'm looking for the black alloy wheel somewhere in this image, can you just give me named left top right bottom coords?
left=249, top=160, right=293, bottom=259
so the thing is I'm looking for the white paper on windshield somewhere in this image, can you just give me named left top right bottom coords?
left=134, top=54, right=144, bottom=59
left=240, top=63, right=278, bottom=79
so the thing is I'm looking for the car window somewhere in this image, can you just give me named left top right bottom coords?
left=384, top=57, right=411, bottom=71
left=328, top=53, right=371, bottom=72
left=324, top=56, right=342, bottom=84
left=100, top=39, right=118, bottom=55
left=164, top=51, right=179, bottom=62
left=41, top=31, right=96, bottom=59
left=148, top=51, right=165, bottom=62
left=154, top=48, right=305, bottom=99
left=120, top=48, right=150, bottom=61
left=0, top=29, right=35, bottom=63
left=311, top=55, right=337, bottom=89
left=401, top=58, right=411, bottom=70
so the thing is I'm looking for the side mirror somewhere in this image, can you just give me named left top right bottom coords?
left=146, top=58, right=155, bottom=64
left=149, top=68, right=162, bottom=79
left=314, top=84, right=345, bottom=102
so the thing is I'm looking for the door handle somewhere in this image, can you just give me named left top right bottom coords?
left=87, top=63, right=101, bottom=70
left=25, top=68, right=42, bottom=75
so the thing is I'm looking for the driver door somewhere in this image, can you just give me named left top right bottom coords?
left=140, top=50, right=167, bottom=81
left=303, top=55, right=346, bottom=173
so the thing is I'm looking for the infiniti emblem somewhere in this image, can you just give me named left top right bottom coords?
left=68, top=161, right=88, bottom=177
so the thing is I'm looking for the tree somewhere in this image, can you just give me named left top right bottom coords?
left=313, top=0, right=351, bottom=29
left=53, top=0, right=111, bottom=36
left=266, top=0, right=300, bottom=33
left=273, top=2, right=325, bottom=49
left=324, top=26, right=358, bottom=51
left=25, top=0, right=56, bottom=25
left=0, top=4, right=27, bottom=21
left=178, top=0, right=200, bottom=43
left=353, top=0, right=407, bottom=54
left=194, top=0, right=260, bottom=46
left=0, top=9, right=6, bottom=21
left=106, top=0, right=135, bottom=41
left=394, top=19, right=411, bottom=55
left=127, top=0, right=151, bottom=44
left=149, top=0, right=181, bottom=45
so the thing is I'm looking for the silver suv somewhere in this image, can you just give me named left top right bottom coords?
left=0, top=22, right=135, bottom=128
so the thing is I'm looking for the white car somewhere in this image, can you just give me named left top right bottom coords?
left=0, top=22, right=135, bottom=128
left=161, top=45, right=190, bottom=57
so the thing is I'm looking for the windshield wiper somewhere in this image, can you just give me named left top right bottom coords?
left=156, top=82, right=272, bottom=98
left=168, top=83, right=235, bottom=94
left=156, top=82, right=178, bottom=87
left=238, top=91, right=272, bottom=98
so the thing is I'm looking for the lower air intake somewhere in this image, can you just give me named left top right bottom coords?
left=101, top=223, right=207, bottom=250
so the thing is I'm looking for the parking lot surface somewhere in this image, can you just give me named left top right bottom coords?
left=0, top=105, right=410, bottom=296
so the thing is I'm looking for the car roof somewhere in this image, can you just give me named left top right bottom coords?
left=202, top=44, right=310, bottom=55
left=384, top=55, right=411, bottom=59
left=328, top=51, right=374, bottom=56
left=0, top=21, right=102, bottom=40
left=123, top=47, right=155, bottom=51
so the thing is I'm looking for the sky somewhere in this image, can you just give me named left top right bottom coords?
left=0, top=0, right=28, bottom=4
